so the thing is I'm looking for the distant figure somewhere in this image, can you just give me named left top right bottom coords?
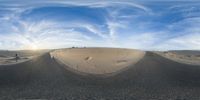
left=15, top=54, right=19, bottom=62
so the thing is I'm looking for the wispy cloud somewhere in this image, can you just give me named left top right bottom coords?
left=0, top=0, right=200, bottom=50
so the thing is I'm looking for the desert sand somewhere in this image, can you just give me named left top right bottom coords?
left=50, top=48, right=145, bottom=75
left=0, top=56, right=34, bottom=65
left=155, top=50, right=200, bottom=65
left=0, top=50, right=50, bottom=65
left=0, top=48, right=200, bottom=100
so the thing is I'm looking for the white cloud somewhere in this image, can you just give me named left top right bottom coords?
left=0, top=9, right=121, bottom=50
left=121, top=32, right=163, bottom=50
left=0, top=0, right=152, bottom=49
left=120, top=32, right=200, bottom=51
left=0, top=0, right=199, bottom=50
left=157, top=33, right=200, bottom=50
left=78, top=24, right=108, bottom=39
left=0, top=19, right=98, bottom=50
left=0, top=0, right=151, bottom=12
left=106, top=21, right=126, bottom=41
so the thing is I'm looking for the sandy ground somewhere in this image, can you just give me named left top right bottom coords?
left=155, top=51, right=200, bottom=65
left=0, top=56, right=34, bottom=65
left=0, top=51, right=200, bottom=99
left=50, top=48, right=145, bottom=75
left=0, top=50, right=50, bottom=65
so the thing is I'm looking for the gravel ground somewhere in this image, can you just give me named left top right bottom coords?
left=1, top=52, right=200, bottom=100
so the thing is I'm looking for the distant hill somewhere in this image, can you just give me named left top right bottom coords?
left=169, top=50, right=200, bottom=56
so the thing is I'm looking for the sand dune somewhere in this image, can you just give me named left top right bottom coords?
left=0, top=48, right=200, bottom=99
left=0, top=50, right=50, bottom=65
left=155, top=51, right=200, bottom=65
left=0, top=56, right=31, bottom=65
left=50, top=48, right=145, bottom=75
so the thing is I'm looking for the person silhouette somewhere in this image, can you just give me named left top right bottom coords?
left=15, top=54, right=19, bottom=62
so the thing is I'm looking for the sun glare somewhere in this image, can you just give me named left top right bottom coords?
left=30, top=44, right=39, bottom=50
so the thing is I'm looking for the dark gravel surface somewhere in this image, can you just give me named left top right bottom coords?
left=1, top=52, right=200, bottom=100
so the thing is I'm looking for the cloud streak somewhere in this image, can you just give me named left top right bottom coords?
left=0, top=0, right=200, bottom=50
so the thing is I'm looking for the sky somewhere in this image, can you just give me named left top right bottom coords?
left=0, top=0, right=200, bottom=50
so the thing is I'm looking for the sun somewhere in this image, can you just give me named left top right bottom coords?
left=23, top=43, right=40, bottom=50
left=30, top=44, right=39, bottom=50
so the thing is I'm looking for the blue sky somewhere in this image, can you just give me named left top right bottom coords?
left=0, top=0, right=200, bottom=50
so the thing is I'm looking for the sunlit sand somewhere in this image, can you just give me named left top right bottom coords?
left=155, top=51, right=200, bottom=65
left=0, top=50, right=50, bottom=65
left=51, top=48, right=145, bottom=75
